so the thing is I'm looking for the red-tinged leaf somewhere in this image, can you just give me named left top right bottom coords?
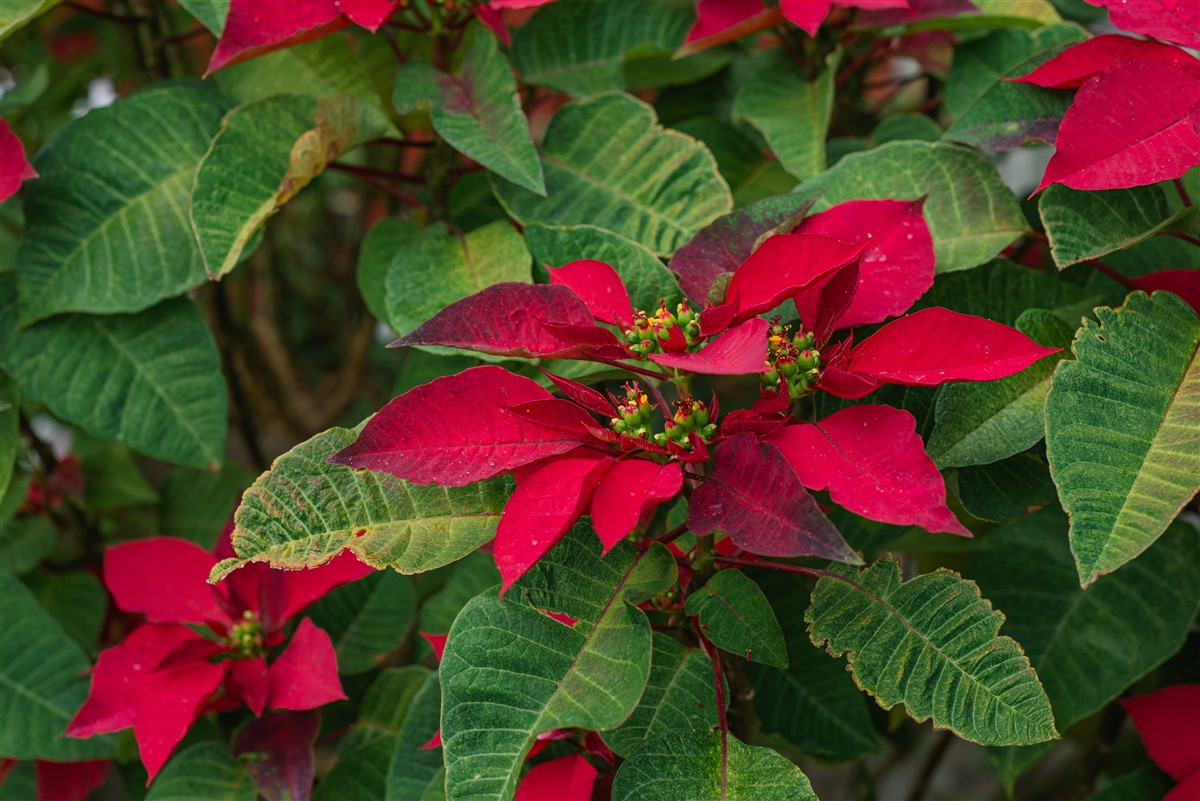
left=542, top=369, right=615, bottom=418
left=134, top=661, right=228, bottom=783
left=226, top=657, right=270, bottom=717
left=1132, top=271, right=1200, bottom=314
left=233, top=710, right=321, bottom=801
left=494, top=455, right=614, bottom=590
left=277, top=551, right=374, bottom=625
left=686, top=0, right=765, bottom=42
left=505, top=398, right=600, bottom=436
left=846, top=307, right=1060, bottom=385
left=1007, top=34, right=1200, bottom=89
left=780, top=0, right=831, bottom=34
left=0, top=119, right=36, bottom=202
left=104, top=539, right=228, bottom=626
left=330, top=366, right=591, bottom=485
left=771, top=405, right=970, bottom=535
left=651, top=318, right=770, bottom=375
left=1119, top=685, right=1200, bottom=782
left=590, top=460, right=684, bottom=551
left=421, top=632, right=447, bottom=662
left=267, top=619, right=346, bottom=710
left=702, top=235, right=864, bottom=333
left=206, top=0, right=348, bottom=74
left=795, top=199, right=935, bottom=329
left=548, top=260, right=633, bottom=327
left=687, top=434, right=860, bottom=563
left=1085, top=0, right=1200, bottom=49
left=515, top=754, right=598, bottom=801
left=337, top=0, right=401, bottom=30
left=35, top=760, right=109, bottom=801
left=392, top=283, right=611, bottom=359
left=1033, top=59, right=1200, bottom=194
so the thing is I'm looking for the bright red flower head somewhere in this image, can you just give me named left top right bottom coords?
left=67, top=528, right=372, bottom=783
left=1120, top=685, right=1200, bottom=801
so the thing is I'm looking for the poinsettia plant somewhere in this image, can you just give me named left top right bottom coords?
left=1, top=0, right=1197, bottom=800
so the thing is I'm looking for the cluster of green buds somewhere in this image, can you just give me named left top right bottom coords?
left=761, top=319, right=822, bottom=399
left=624, top=300, right=703, bottom=357
left=654, top=395, right=717, bottom=448
left=610, top=382, right=655, bottom=440
left=226, top=610, right=264, bottom=659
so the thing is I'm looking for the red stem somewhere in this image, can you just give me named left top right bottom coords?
left=334, top=170, right=424, bottom=209
left=1086, top=259, right=1137, bottom=290
left=693, top=618, right=729, bottom=782
left=1175, top=177, right=1193, bottom=207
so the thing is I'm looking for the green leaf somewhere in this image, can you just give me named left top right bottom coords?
left=954, top=449, right=1057, bottom=524
left=601, top=632, right=720, bottom=757
left=927, top=309, right=1076, bottom=468
left=1039, top=184, right=1189, bottom=268
left=395, top=27, right=543, bottom=195
left=313, top=667, right=442, bottom=801
left=0, top=515, right=56, bottom=576
left=27, top=571, right=108, bottom=652
left=1046, top=291, right=1200, bottom=586
left=744, top=572, right=878, bottom=760
left=943, top=27, right=1081, bottom=121
left=807, top=555, right=1058, bottom=746
left=0, top=0, right=60, bottom=40
left=511, top=0, right=700, bottom=97
left=669, top=116, right=799, bottom=207
left=158, top=465, right=253, bottom=549
left=177, top=0, right=227, bottom=35
left=357, top=218, right=427, bottom=324
left=1085, top=767, right=1174, bottom=801
left=0, top=291, right=227, bottom=470
left=973, top=508, right=1200, bottom=784
left=144, top=742, right=255, bottom=801
left=969, top=0, right=1062, bottom=24
left=732, top=56, right=835, bottom=181
left=797, top=141, right=1029, bottom=273
left=0, top=574, right=116, bottom=759
left=0, top=370, right=17, bottom=501
left=417, top=551, right=499, bottom=642
left=441, top=524, right=675, bottom=801
left=211, top=424, right=509, bottom=580
left=685, top=570, right=787, bottom=667
left=308, top=570, right=416, bottom=675
left=524, top=223, right=680, bottom=312
left=382, top=221, right=531, bottom=335
left=491, top=92, right=731, bottom=256
left=17, top=83, right=229, bottom=324
left=74, top=434, right=159, bottom=510
left=612, top=730, right=818, bottom=801
left=872, top=113, right=942, bottom=144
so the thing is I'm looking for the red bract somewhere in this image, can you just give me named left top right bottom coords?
left=1007, top=34, right=1200, bottom=89
left=1119, top=685, right=1200, bottom=801
left=1085, top=0, right=1200, bottom=49
left=515, top=754, right=598, bottom=801
left=683, top=0, right=908, bottom=45
left=476, top=0, right=557, bottom=45
left=67, top=535, right=372, bottom=783
left=0, top=118, right=37, bottom=202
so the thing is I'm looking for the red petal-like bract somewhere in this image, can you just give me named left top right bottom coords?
left=104, top=538, right=228, bottom=626
left=1132, top=272, right=1200, bottom=314
left=206, top=0, right=348, bottom=74
left=857, top=0, right=971, bottom=26
left=494, top=455, right=614, bottom=590
left=134, top=660, right=228, bottom=782
left=780, top=0, right=831, bottom=34
left=1007, top=34, right=1200, bottom=89
left=276, top=551, right=374, bottom=625
left=1119, top=685, right=1200, bottom=782
left=590, top=459, right=684, bottom=551
left=504, top=398, right=599, bottom=437
left=686, top=0, right=765, bottom=41
left=542, top=369, right=615, bottom=418
left=0, top=119, right=37, bottom=202
left=329, top=366, right=591, bottom=485
left=338, top=0, right=401, bottom=30
left=771, top=405, right=970, bottom=535
left=392, top=283, right=617, bottom=359
left=515, top=754, right=598, bottom=801
left=226, top=657, right=270, bottom=717
left=267, top=619, right=347, bottom=710
left=796, top=199, right=935, bottom=329
left=421, top=632, right=448, bottom=662
left=548, top=260, right=634, bottom=327
left=651, top=317, right=770, bottom=375
left=687, top=434, right=860, bottom=562
left=846, top=307, right=1060, bottom=385
left=1033, top=59, right=1200, bottom=194
left=35, top=760, right=109, bottom=801
left=233, top=710, right=320, bottom=801
left=793, top=260, right=861, bottom=347
left=1085, top=0, right=1200, bottom=49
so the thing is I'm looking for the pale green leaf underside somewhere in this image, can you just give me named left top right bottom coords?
left=798, top=141, right=1029, bottom=273
left=612, top=730, right=818, bottom=801
left=441, top=525, right=675, bottom=801
left=491, top=92, right=732, bottom=256
left=807, top=555, right=1058, bottom=746
left=602, top=632, right=720, bottom=757
left=1045, top=291, right=1200, bottom=586
left=927, top=309, right=1075, bottom=468
left=685, top=569, right=787, bottom=667
left=0, top=574, right=116, bottom=760
left=0, top=291, right=227, bottom=469
left=732, top=59, right=834, bottom=181
left=212, top=425, right=509, bottom=580
left=190, top=95, right=316, bottom=278
left=17, top=83, right=228, bottom=324
left=1040, top=184, right=1185, bottom=268
left=144, top=742, right=255, bottom=801
left=395, top=29, right=544, bottom=194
